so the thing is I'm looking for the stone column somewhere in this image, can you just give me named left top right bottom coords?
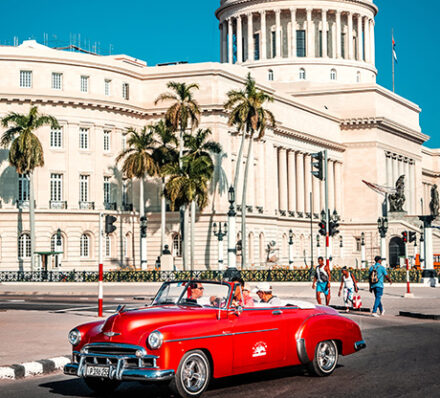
left=356, top=14, right=362, bottom=61
left=313, top=173, right=320, bottom=215
left=364, top=17, right=370, bottom=62
left=237, top=15, right=243, bottom=63
left=304, top=154, right=311, bottom=214
left=370, top=19, right=375, bottom=64
left=247, top=141, right=255, bottom=208
left=290, top=8, right=296, bottom=58
left=296, top=152, right=305, bottom=215
left=328, top=160, right=335, bottom=211
left=258, top=141, right=265, bottom=208
left=334, top=161, right=342, bottom=213
left=336, top=10, right=342, bottom=58
left=265, top=143, right=278, bottom=213
left=275, top=9, right=282, bottom=58
left=247, top=13, right=254, bottom=62
left=347, top=12, right=353, bottom=60
left=404, top=159, right=410, bottom=212
left=278, top=148, right=288, bottom=211
left=288, top=150, right=297, bottom=213
left=228, top=18, right=233, bottom=64
left=220, top=22, right=224, bottom=63
left=391, top=155, right=397, bottom=185
left=306, top=8, right=313, bottom=57
left=397, top=156, right=403, bottom=179
left=411, top=161, right=417, bottom=214
left=322, top=9, right=328, bottom=58
left=331, top=16, right=336, bottom=58
left=261, top=11, right=267, bottom=60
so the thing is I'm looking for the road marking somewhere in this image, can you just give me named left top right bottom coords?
left=52, top=305, right=116, bottom=313
left=7, top=299, right=25, bottom=302
left=114, top=298, right=125, bottom=301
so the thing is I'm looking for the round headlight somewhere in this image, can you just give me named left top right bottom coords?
left=68, top=328, right=81, bottom=346
left=147, top=331, right=163, bottom=350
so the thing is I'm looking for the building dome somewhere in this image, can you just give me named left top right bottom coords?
left=216, top=0, right=378, bottom=85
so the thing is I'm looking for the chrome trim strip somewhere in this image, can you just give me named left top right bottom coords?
left=165, top=328, right=278, bottom=343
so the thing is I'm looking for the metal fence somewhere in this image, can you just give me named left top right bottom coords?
left=0, top=269, right=435, bottom=283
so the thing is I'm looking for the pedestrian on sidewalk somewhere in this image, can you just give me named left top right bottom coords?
left=338, top=266, right=359, bottom=312
left=312, top=256, right=331, bottom=305
left=369, top=255, right=392, bottom=317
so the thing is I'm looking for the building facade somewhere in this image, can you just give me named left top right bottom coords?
left=0, top=0, right=438, bottom=271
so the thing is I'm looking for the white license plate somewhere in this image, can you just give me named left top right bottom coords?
left=86, top=366, right=110, bottom=378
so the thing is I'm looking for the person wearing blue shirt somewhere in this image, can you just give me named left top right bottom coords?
left=369, top=256, right=392, bottom=317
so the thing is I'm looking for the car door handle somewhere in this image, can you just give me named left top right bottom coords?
left=272, top=310, right=283, bottom=315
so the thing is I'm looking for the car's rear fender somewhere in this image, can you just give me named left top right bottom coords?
left=295, top=314, right=363, bottom=363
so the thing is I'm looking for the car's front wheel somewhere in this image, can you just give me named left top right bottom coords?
left=83, top=377, right=120, bottom=395
left=170, top=349, right=211, bottom=398
left=308, top=340, right=339, bottom=377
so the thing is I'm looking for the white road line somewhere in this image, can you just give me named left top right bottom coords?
left=114, top=298, right=125, bottom=301
left=52, top=305, right=116, bottom=313
left=7, top=299, right=25, bottom=302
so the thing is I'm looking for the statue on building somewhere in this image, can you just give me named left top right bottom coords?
left=388, top=175, right=406, bottom=212
left=429, top=184, right=439, bottom=218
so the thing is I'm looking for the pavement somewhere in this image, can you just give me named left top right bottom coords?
left=0, top=281, right=439, bottom=380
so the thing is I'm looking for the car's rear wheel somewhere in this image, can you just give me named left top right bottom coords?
left=308, top=340, right=338, bottom=377
left=83, top=377, right=120, bottom=395
left=170, top=349, right=211, bottom=398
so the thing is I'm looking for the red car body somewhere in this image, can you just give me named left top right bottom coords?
left=64, top=280, right=365, bottom=397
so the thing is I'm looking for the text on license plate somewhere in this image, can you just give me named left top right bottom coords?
left=86, top=366, right=110, bottom=378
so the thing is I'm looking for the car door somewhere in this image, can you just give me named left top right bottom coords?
left=230, top=306, right=287, bottom=374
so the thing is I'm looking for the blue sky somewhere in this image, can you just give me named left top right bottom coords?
left=0, top=0, right=437, bottom=147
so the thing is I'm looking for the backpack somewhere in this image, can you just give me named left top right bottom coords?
left=369, top=266, right=379, bottom=285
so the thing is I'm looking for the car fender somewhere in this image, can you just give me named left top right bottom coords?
left=295, top=314, right=363, bottom=363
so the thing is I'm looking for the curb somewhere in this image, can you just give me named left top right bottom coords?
left=0, top=356, right=70, bottom=380
left=399, top=311, right=440, bottom=320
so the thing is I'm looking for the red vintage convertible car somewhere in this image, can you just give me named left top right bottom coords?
left=64, top=280, right=365, bottom=397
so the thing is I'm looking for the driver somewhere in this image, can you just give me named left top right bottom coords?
left=253, top=282, right=282, bottom=306
left=187, top=281, right=204, bottom=303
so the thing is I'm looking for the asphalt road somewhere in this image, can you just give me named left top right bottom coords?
left=1, top=314, right=439, bottom=398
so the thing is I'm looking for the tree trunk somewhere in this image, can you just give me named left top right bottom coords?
left=241, top=135, right=254, bottom=269
left=182, top=204, right=189, bottom=270
left=161, top=177, right=166, bottom=254
left=29, top=172, right=36, bottom=271
left=139, top=177, right=147, bottom=270
left=233, top=130, right=246, bottom=193
left=191, top=200, right=196, bottom=269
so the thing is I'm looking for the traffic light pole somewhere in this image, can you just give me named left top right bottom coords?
left=324, top=150, right=329, bottom=270
left=404, top=240, right=411, bottom=295
left=98, top=212, right=103, bottom=317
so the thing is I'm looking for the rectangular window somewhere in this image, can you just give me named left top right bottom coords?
left=271, top=31, right=276, bottom=58
left=355, top=238, right=361, bottom=252
left=20, top=70, right=32, bottom=88
left=253, top=33, right=260, bottom=60
left=51, top=72, right=62, bottom=90
left=103, top=130, right=110, bottom=152
left=50, top=127, right=63, bottom=148
left=296, top=30, right=306, bottom=57
left=122, top=83, right=129, bottom=100
left=18, top=174, right=30, bottom=201
left=79, top=127, right=89, bottom=150
left=104, top=176, right=111, bottom=204
left=80, top=75, right=89, bottom=92
left=50, top=173, right=63, bottom=201
left=122, top=180, right=128, bottom=205
left=80, top=175, right=89, bottom=202
left=105, top=79, right=111, bottom=96
left=341, top=33, right=346, bottom=59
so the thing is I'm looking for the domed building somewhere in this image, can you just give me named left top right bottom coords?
left=0, top=0, right=438, bottom=271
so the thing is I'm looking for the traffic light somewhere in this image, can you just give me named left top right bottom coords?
left=311, top=151, right=324, bottom=180
left=329, top=220, right=340, bottom=237
left=401, top=231, right=408, bottom=243
left=140, top=216, right=147, bottom=238
left=408, top=231, right=416, bottom=243
left=105, top=215, right=117, bottom=234
left=319, top=221, right=326, bottom=236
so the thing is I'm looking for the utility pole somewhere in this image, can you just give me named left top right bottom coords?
left=98, top=213, right=103, bottom=317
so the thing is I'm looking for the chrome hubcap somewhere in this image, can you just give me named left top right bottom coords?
left=182, top=355, right=207, bottom=393
left=317, top=341, right=337, bottom=372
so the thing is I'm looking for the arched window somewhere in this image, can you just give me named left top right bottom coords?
left=172, top=233, right=182, bottom=257
left=18, top=233, right=31, bottom=258
left=299, top=68, right=306, bottom=80
left=330, top=69, right=337, bottom=81
left=105, top=235, right=111, bottom=258
left=356, top=71, right=361, bottom=83
left=259, top=233, right=265, bottom=263
left=51, top=233, right=65, bottom=258
left=80, top=234, right=89, bottom=257
left=268, top=69, right=274, bottom=81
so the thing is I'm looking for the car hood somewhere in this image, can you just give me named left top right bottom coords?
left=88, top=305, right=215, bottom=346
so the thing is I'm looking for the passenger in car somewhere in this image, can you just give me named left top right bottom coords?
left=231, top=283, right=255, bottom=307
left=253, top=283, right=282, bottom=306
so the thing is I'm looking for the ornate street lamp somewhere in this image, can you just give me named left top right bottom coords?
left=226, top=186, right=237, bottom=275
left=361, top=232, right=366, bottom=268
left=339, top=235, right=344, bottom=267
left=377, top=217, right=388, bottom=266
left=140, top=216, right=148, bottom=270
left=288, top=229, right=294, bottom=268
left=420, top=229, right=425, bottom=269
left=56, top=228, right=62, bottom=268
left=213, top=222, right=228, bottom=271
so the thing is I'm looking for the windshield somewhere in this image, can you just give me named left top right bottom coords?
left=152, top=281, right=230, bottom=308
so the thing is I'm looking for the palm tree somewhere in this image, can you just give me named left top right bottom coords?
left=150, top=120, right=178, bottom=254
left=155, top=82, right=201, bottom=269
left=1, top=106, right=59, bottom=271
left=224, top=73, right=275, bottom=268
left=183, top=128, right=222, bottom=267
left=116, top=126, right=159, bottom=269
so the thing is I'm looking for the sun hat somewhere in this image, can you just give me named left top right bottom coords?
left=252, top=282, right=272, bottom=293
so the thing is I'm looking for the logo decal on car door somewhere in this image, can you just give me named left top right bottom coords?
left=252, top=341, right=267, bottom=357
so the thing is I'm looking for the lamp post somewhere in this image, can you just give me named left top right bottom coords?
left=56, top=228, right=62, bottom=268
left=213, top=222, right=228, bottom=271
left=225, top=186, right=239, bottom=279
left=420, top=229, right=425, bottom=269
left=339, top=235, right=343, bottom=266
left=140, top=216, right=148, bottom=270
left=361, top=232, right=366, bottom=268
left=377, top=217, right=388, bottom=267
left=288, top=229, right=294, bottom=268
left=316, top=234, right=321, bottom=258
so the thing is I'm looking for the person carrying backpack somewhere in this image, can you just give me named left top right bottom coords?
left=369, top=256, right=392, bottom=317
left=338, top=266, right=359, bottom=312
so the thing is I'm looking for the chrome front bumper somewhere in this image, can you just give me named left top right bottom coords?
left=63, top=343, right=174, bottom=382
